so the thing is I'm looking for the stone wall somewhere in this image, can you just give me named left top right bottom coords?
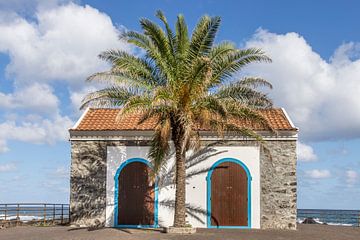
left=260, top=140, right=297, bottom=229
left=70, top=140, right=108, bottom=227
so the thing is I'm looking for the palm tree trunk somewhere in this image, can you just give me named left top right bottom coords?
left=172, top=121, right=187, bottom=227
left=173, top=142, right=186, bottom=227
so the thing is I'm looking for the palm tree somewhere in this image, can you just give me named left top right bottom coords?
left=81, top=11, right=273, bottom=228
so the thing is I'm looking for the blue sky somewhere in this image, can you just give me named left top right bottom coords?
left=0, top=0, right=359, bottom=209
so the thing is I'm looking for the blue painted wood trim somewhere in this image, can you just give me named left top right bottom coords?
left=206, top=158, right=252, bottom=229
left=114, top=158, right=159, bottom=228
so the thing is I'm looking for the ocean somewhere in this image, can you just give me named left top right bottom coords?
left=0, top=204, right=70, bottom=222
left=297, top=209, right=360, bottom=226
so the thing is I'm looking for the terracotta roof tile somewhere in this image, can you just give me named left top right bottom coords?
left=71, top=108, right=297, bottom=132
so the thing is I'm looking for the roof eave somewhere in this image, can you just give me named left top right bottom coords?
left=69, top=129, right=298, bottom=141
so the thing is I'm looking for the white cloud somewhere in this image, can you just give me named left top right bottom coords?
left=0, top=83, right=59, bottom=115
left=0, top=2, right=132, bottom=152
left=297, top=142, right=317, bottom=162
left=0, top=162, right=17, bottom=172
left=0, top=114, right=73, bottom=152
left=306, top=169, right=331, bottom=179
left=346, top=170, right=358, bottom=185
left=0, top=139, right=9, bottom=153
left=0, top=2, right=131, bottom=87
left=245, top=29, right=360, bottom=141
left=69, top=85, right=98, bottom=112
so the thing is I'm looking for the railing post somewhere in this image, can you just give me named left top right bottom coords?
left=52, top=204, right=55, bottom=224
left=16, top=204, right=19, bottom=226
left=4, top=204, right=7, bottom=221
left=61, top=204, right=64, bottom=225
left=44, top=204, right=46, bottom=225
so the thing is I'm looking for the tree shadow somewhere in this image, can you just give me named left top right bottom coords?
left=70, top=142, right=108, bottom=227
left=155, top=143, right=228, bottom=225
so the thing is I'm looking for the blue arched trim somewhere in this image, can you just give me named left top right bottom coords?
left=206, top=158, right=252, bottom=229
left=114, top=158, right=159, bottom=228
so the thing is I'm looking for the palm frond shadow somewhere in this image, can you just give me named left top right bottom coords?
left=155, top=142, right=227, bottom=224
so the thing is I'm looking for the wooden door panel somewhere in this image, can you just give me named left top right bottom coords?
left=211, top=161, right=248, bottom=227
left=211, top=162, right=230, bottom=226
left=118, top=162, right=154, bottom=225
left=228, top=162, right=248, bottom=226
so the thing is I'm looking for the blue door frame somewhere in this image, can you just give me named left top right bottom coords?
left=114, top=158, right=159, bottom=228
left=206, top=158, right=252, bottom=229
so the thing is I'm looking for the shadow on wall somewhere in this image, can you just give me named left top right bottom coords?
left=156, top=142, right=228, bottom=226
left=71, top=141, right=228, bottom=228
left=70, top=141, right=108, bottom=227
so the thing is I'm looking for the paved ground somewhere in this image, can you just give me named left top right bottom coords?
left=0, top=224, right=360, bottom=240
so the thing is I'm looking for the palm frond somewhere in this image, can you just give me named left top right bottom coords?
left=121, top=30, right=172, bottom=82
left=156, top=10, right=176, bottom=57
left=175, top=14, right=189, bottom=58
left=193, top=95, right=228, bottom=119
left=189, top=15, right=221, bottom=60
left=221, top=99, right=274, bottom=130
left=80, top=86, right=135, bottom=109
left=238, top=77, right=273, bottom=89
left=211, top=48, right=272, bottom=84
left=216, top=83, right=273, bottom=108
left=140, top=18, right=173, bottom=64
left=149, top=123, right=171, bottom=174
left=209, top=41, right=236, bottom=61
left=97, top=50, right=164, bottom=86
left=117, top=95, right=153, bottom=120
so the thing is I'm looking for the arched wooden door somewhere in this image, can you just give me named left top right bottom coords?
left=117, top=161, right=155, bottom=226
left=209, top=160, right=250, bottom=227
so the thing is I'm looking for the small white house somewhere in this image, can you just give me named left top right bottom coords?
left=69, top=108, right=298, bottom=229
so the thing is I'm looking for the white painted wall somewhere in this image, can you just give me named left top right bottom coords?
left=105, top=145, right=260, bottom=228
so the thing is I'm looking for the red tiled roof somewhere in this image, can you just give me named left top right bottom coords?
left=71, top=108, right=297, bottom=132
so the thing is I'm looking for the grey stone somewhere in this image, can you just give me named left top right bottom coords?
left=165, top=226, right=197, bottom=234
left=259, top=141, right=297, bottom=230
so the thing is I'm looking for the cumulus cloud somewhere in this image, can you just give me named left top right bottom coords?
left=0, top=83, right=59, bottom=115
left=69, top=85, right=98, bottom=112
left=0, top=2, right=131, bottom=87
left=0, top=2, right=131, bottom=152
left=0, top=162, right=17, bottom=172
left=245, top=29, right=360, bottom=141
left=306, top=169, right=331, bottom=179
left=0, top=114, right=73, bottom=151
left=346, top=170, right=358, bottom=185
left=297, top=142, right=317, bottom=162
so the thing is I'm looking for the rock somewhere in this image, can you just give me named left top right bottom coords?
left=302, top=218, right=319, bottom=224
left=164, top=226, right=197, bottom=234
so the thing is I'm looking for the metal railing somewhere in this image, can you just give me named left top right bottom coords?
left=298, top=209, right=360, bottom=227
left=0, top=203, right=70, bottom=226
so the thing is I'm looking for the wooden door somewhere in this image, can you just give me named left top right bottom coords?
left=211, top=161, right=248, bottom=226
left=118, top=162, right=154, bottom=225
